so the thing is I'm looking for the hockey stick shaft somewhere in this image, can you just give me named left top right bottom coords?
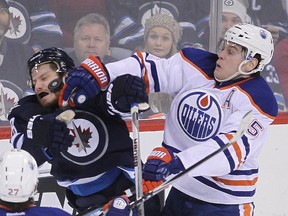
left=129, top=110, right=253, bottom=209
left=131, top=103, right=145, bottom=215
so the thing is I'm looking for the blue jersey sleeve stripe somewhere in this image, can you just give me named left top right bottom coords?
left=146, top=58, right=160, bottom=92
left=230, top=168, right=258, bottom=176
left=212, top=136, right=235, bottom=172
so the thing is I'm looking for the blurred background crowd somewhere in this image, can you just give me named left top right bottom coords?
left=1, top=0, right=288, bottom=124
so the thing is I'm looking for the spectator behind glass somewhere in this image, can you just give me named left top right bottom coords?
left=197, top=0, right=251, bottom=50
left=221, top=0, right=251, bottom=38
left=5, top=0, right=63, bottom=52
left=107, top=0, right=198, bottom=52
left=0, top=0, right=34, bottom=125
left=248, top=0, right=288, bottom=45
left=48, top=0, right=108, bottom=48
left=143, top=13, right=182, bottom=58
left=219, top=0, right=287, bottom=111
left=142, top=13, right=182, bottom=118
left=68, top=13, right=117, bottom=65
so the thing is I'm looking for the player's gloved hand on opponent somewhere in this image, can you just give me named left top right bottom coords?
left=142, top=147, right=185, bottom=181
left=104, top=195, right=136, bottom=216
left=106, top=74, right=149, bottom=115
left=25, top=111, right=74, bottom=159
left=59, top=56, right=110, bottom=107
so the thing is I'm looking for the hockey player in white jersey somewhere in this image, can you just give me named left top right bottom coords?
left=60, top=23, right=277, bottom=215
left=0, top=148, right=71, bottom=215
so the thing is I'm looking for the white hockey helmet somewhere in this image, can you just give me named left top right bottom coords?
left=0, top=149, right=38, bottom=203
left=224, top=23, right=274, bottom=75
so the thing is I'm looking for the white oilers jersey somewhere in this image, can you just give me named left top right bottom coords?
left=106, top=48, right=278, bottom=204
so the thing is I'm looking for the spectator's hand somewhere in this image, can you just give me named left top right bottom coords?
left=25, top=111, right=74, bottom=158
left=265, top=25, right=284, bottom=44
left=106, top=74, right=149, bottom=115
left=142, top=147, right=185, bottom=181
left=59, top=56, right=110, bottom=107
left=103, top=195, right=136, bottom=216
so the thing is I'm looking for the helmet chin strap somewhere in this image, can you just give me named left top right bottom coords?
left=215, top=60, right=256, bottom=83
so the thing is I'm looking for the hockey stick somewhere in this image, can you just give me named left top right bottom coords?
left=128, top=110, right=253, bottom=209
left=131, top=103, right=145, bottom=216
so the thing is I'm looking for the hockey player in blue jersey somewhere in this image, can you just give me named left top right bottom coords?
left=0, top=148, right=71, bottom=215
left=8, top=47, right=161, bottom=215
left=61, top=23, right=278, bottom=215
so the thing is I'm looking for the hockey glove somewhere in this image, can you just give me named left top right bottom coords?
left=142, top=179, right=163, bottom=194
left=59, top=56, right=110, bottom=107
left=142, top=147, right=185, bottom=181
left=25, top=111, right=74, bottom=159
left=104, top=195, right=136, bottom=216
left=106, top=74, right=149, bottom=115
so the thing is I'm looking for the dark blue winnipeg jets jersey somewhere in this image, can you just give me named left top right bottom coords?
left=8, top=94, right=134, bottom=181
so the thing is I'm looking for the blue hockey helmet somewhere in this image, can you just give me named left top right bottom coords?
left=28, top=47, right=75, bottom=90
left=28, top=47, right=75, bottom=75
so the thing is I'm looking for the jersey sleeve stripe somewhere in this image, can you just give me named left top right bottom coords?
left=212, top=136, right=235, bottom=172
left=225, top=133, right=243, bottom=166
left=212, top=176, right=258, bottom=186
left=230, top=168, right=258, bottom=176
left=146, top=58, right=160, bottom=92
left=135, top=51, right=151, bottom=93
left=241, top=135, right=250, bottom=161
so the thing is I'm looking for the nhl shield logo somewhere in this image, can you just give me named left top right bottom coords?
left=60, top=110, right=109, bottom=165
left=177, top=90, right=222, bottom=142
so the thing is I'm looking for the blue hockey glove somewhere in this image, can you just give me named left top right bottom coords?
left=59, top=56, right=110, bottom=107
left=142, top=147, right=185, bottom=181
left=25, top=111, right=74, bottom=159
left=104, top=195, right=136, bottom=216
left=106, top=74, right=149, bottom=115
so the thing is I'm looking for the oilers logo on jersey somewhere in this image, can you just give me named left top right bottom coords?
left=60, top=110, right=109, bottom=165
left=177, top=90, right=223, bottom=142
